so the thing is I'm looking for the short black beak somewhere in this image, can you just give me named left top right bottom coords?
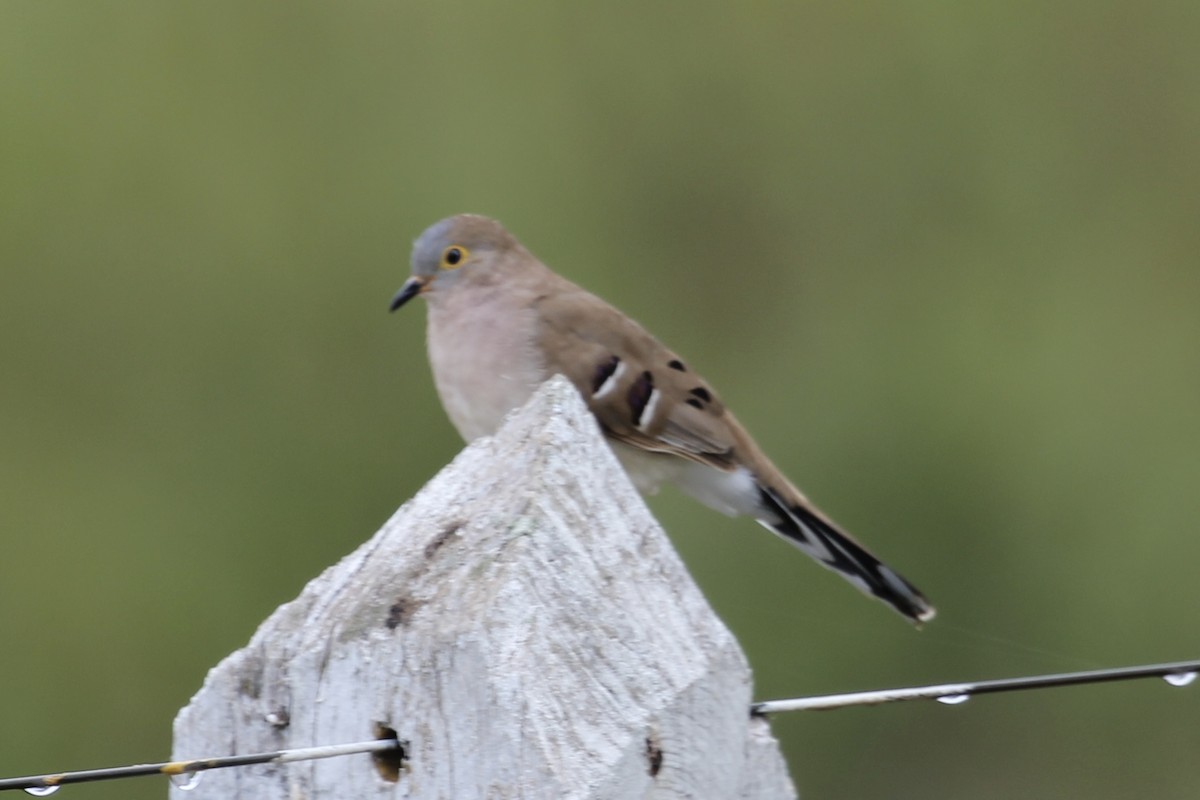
left=389, top=277, right=427, bottom=312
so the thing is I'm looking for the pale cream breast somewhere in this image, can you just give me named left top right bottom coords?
left=426, top=284, right=547, bottom=442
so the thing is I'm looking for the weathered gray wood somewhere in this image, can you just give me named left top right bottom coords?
left=171, top=376, right=797, bottom=799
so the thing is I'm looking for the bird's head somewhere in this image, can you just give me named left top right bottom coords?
left=390, top=214, right=518, bottom=311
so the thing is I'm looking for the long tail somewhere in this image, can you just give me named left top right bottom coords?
left=757, top=486, right=935, bottom=624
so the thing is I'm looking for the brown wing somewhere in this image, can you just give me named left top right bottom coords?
left=533, top=286, right=740, bottom=471
left=532, top=283, right=936, bottom=623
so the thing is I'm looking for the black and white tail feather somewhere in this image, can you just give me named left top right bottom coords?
left=758, top=487, right=936, bottom=624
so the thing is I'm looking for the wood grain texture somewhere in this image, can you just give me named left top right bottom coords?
left=171, top=377, right=797, bottom=800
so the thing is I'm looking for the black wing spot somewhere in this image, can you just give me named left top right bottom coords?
left=689, top=386, right=711, bottom=402
left=667, top=359, right=686, bottom=371
left=627, top=370, right=654, bottom=425
left=591, top=355, right=621, bottom=394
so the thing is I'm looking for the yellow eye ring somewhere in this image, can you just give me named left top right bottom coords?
left=441, top=245, right=469, bottom=269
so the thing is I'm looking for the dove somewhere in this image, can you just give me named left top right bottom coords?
left=390, top=214, right=934, bottom=623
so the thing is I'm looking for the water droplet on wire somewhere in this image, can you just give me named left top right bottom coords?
left=24, top=787, right=61, bottom=797
left=170, top=771, right=203, bottom=791
left=936, top=693, right=970, bottom=705
left=1163, top=671, right=1198, bottom=687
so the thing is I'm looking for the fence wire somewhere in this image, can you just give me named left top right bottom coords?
left=1, top=658, right=1195, bottom=793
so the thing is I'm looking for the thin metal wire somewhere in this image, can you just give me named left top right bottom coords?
left=1, top=658, right=1195, bottom=792
left=0, top=738, right=400, bottom=793
left=752, top=659, right=1200, bottom=714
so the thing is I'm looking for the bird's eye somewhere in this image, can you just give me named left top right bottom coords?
left=441, top=246, right=468, bottom=269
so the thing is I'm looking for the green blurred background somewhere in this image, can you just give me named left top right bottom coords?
left=2, top=2, right=1198, bottom=798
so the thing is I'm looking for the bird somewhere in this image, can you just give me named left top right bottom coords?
left=390, top=214, right=935, bottom=624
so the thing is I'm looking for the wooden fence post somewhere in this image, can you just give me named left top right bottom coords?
left=171, top=376, right=798, bottom=799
